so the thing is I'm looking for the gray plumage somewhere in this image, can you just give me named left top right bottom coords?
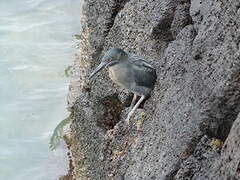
left=89, top=48, right=157, bottom=123
left=128, top=58, right=156, bottom=90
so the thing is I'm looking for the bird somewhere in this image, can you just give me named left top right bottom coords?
left=89, top=48, right=157, bottom=123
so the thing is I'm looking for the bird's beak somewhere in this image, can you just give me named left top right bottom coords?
left=89, top=61, right=109, bottom=79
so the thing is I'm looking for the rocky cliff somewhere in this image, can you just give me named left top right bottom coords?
left=67, top=0, right=240, bottom=179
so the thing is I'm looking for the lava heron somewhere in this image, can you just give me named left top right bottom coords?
left=89, top=48, right=157, bottom=123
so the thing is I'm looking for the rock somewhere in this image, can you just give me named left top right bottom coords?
left=67, top=0, right=240, bottom=179
left=174, top=135, right=221, bottom=180
left=207, top=113, right=240, bottom=180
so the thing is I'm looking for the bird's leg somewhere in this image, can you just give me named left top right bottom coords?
left=129, top=94, right=138, bottom=110
left=119, top=88, right=125, bottom=96
left=125, top=95, right=145, bottom=124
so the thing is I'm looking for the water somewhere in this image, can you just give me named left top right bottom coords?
left=0, top=0, right=81, bottom=179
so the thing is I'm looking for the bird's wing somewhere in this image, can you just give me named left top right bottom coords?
left=129, top=58, right=157, bottom=89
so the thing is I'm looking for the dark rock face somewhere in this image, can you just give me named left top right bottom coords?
left=68, top=0, right=240, bottom=179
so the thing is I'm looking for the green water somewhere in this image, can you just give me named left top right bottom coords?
left=0, top=0, right=81, bottom=179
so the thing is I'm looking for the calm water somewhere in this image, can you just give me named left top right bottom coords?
left=0, top=0, right=81, bottom=179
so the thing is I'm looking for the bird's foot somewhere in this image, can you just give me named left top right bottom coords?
left=124, top=107, right=134, bottom=124
left=126, top=108, right=145, bottom=125
left=125, top=114, right=132, bottom=124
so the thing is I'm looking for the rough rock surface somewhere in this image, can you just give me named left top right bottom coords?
left=67, top=0, right=240, bottom=179
left=209, top=113, right=240, bottom=180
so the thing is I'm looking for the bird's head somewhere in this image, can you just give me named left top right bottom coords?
left=89, top=48, right=127, bottom=79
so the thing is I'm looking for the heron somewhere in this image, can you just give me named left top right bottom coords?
left=89, top=48, right=157, bottom=123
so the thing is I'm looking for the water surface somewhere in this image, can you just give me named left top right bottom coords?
left=0, top=0, right=81, bottom=179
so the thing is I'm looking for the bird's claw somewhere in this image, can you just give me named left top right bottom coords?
left=125, top=113, right=134, bottom=125
left=124, top=108, right=132, bottom=124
